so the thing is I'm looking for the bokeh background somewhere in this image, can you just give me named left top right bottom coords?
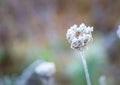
left=0, top=0, right=120, bottom=85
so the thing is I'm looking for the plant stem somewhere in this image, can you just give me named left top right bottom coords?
left=80, top=51, right=91, bottom=85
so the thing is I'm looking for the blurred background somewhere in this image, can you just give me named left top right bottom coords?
left=0, top=0, right=120, bottom=85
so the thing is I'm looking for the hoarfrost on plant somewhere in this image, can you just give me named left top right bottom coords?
left=66, top=23, right=93, bottom=51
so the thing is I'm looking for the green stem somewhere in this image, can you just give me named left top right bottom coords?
left=80, top=51, right=91, bottom=85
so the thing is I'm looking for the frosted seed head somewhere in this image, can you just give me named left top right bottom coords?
left=70, top=24, right=77, bottom=30
left=66, top=23, right=94, bottom=51
left=66, top=28, right=76, bottom=43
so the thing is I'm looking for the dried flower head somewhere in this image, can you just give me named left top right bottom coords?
left=66, top=23, right=93, bottom=51
left=117, top=25, right=120, bottom=38
left=35, top=62, right=56, bottom=77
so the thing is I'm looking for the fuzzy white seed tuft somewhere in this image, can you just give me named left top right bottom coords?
left=66, top=23, right=93, bottom=51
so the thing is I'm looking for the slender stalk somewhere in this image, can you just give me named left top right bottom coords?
left=80, top=51, right=91, bottom=85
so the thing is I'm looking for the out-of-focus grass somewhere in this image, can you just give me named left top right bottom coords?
left=38, top=47, right=54, bottom=61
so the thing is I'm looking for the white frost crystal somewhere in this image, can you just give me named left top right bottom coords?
left=66, top=23, right=93, bottom=51
left=35, top=62, right=56, bottom=77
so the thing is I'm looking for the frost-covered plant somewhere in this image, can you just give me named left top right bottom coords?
left=66, top=23, right=94, bottom=85
left=15, top=60, right=56, bottom=85
left=66, top=23, right=93, bottom=51
left=15, top=60, right=43, bottom=85
left=35, top=62, right=56, bottom=85
left=35, top=62, right=56, bottom=78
